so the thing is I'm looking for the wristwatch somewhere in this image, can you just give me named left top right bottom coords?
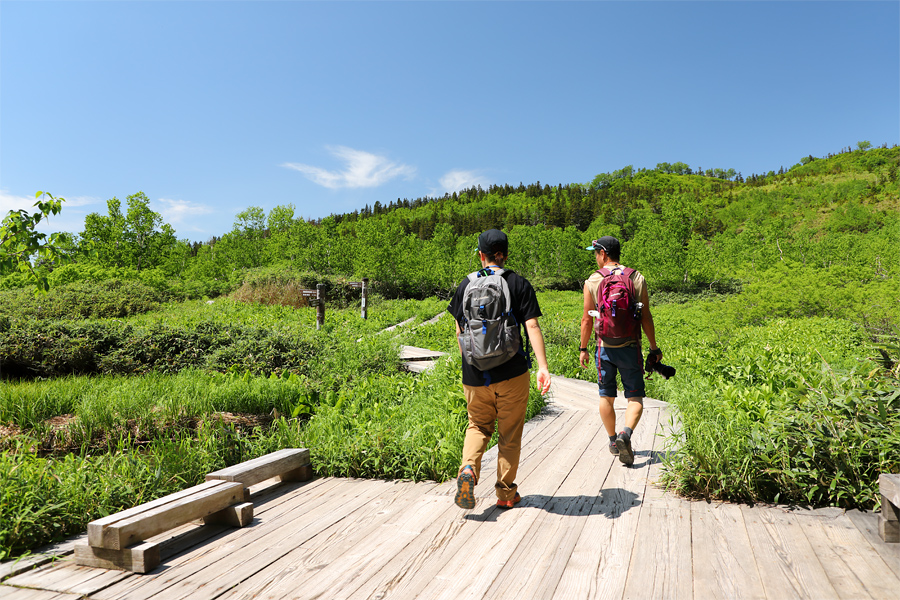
left=579, top=347, right=589, bottom=352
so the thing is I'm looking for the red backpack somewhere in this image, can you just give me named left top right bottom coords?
left=593, top=267, right=641, bottom=341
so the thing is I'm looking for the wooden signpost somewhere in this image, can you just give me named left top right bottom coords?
left=298, top=278, right=368, bottom=329
left=347, top=277, right=369, bottom=319
left=299, top=287, right=325, bottom=330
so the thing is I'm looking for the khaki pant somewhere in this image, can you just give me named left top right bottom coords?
left=461, top=372, right=530, bottom=502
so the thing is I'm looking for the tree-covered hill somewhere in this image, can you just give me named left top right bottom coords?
left=2, top=143, right=898, bottom=327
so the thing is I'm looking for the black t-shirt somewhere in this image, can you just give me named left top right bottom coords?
left=447, top=269, right=543, bottom=387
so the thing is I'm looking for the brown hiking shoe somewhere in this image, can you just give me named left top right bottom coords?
left=454, top=465, right=476, bottom=509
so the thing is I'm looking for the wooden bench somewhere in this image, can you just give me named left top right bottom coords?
left=74, top=449, right=312, bottom=573
left=75, top=479, right=250, bottom=572
left=206, top=448, right=312, bottom=501
left=879, top=473, right=899, bottom=542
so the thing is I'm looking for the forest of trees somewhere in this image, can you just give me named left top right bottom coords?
left=3, top=144, right=898, bottom=318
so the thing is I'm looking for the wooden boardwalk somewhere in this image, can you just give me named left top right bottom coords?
left=2, top=376, right=898, bottom=599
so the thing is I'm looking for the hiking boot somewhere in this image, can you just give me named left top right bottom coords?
left=608, top=441, right=619, bottom=456
left=496, top=492, right=521, bottom=509
left=454, top=465, right=476, bottom=509
left=615, top=432, right=634, bottom=466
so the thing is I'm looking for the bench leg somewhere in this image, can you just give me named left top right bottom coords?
left=881, top=495, right=900, bottom=542
left=203, top=502, right=254, bottom=527
left=280, top=463, right=313, bottom=483
left=75, top=541, right=160, bottom=573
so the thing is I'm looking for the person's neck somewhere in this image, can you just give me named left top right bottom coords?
left=601, top=259, right=619, bottom=268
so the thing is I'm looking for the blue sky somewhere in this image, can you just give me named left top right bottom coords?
left=2, top=1, right=898, bottom=243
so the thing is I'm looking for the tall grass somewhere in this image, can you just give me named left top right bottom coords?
left=1, top=370, right=310, bottom=450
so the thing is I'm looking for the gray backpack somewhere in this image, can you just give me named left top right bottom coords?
left=457, top=267, right=523, bottom=371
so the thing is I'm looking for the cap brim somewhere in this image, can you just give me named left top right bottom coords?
left=584, top=246, right=596, bottom=251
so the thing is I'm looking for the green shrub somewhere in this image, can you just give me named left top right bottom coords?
left=656, top=316, right=900, bottom=509
left=0, top=279, right=166, bottom=321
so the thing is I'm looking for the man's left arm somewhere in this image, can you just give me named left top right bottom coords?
left=525, top=318, right=551, bottom=394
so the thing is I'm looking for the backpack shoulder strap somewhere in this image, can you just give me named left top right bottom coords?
left=597, top=268, right=611, bottom=278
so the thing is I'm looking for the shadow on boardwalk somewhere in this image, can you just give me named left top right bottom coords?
left=2, top=376, right=898, bottom=600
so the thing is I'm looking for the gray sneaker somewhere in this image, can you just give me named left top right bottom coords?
left=608, top=441, right=619, bottom=455
left=615, top=432, right=634, bottom=466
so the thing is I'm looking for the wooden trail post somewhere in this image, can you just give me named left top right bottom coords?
left=361, top=277, right=368, bottom=319
left=348, top=278, right=369, bottom=319
left=299, top=288, right=322, bottom=329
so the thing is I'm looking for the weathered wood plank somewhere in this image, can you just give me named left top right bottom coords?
left=87, top=479, right=241, bottom=548
left=0, top=586, right=84, bottom=600
left=205, top=449, right=311, bottom=488
left=622, top=407, right=691, bottom=600
left=73, top=541, right=160, bottom=574
left=548, top=409, right=660, bottom=600
left=94, top=480, right=244, bottom=550
left=414, top=409, right=610, bottom=600
left=742, top=505, right=838, bottom=599
left=214, top=480, right=436, bottom=599
left=797, top=512, right=900, bottom=599
left=691, top=501, right=766, bottom=599
left=0, top=533, right=86, bottom=582
left=4, top=559, right=131, bottom=595
left=845, top=509, right=900, bottom=578
left=402, top=360, right=436, bottom=373
left=881, top=474, right=900, bottom=542
left=398, top=346, right=447, bottom=360
left=202, top=502, right=254, bottom=528
left=483, top=425, right=611, bottom=599
left=342, top=407, right=595, bottom=600
left=880, top=516, right=900, bottom=543
left=880, top=474, right=900, bottom=510
left=382, top=317, right=415, bottom=332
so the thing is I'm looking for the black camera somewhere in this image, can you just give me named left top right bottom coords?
left=647, top=360, right=676, bottom=379
left=645, top=349, right=676, bottom=379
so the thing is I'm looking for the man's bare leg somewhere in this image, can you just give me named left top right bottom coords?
left=624, top=398, right=643, bottom=431
left=599, top=395, right=617, bottom=437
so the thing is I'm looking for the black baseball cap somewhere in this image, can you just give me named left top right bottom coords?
left=478, top=229, right=509, bottom=254
left=585, top=236, right=621, bottom=256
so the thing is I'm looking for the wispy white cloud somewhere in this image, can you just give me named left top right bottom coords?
left=64, top=195, right=103, bottom=208
left=157, top=198, right=215, bottom=230
left=0, top=190, right=94, bottom=234
left=0, top=190, right=39, bottom=215
left=439, top=169, right=491, bottom=194
left=1, top=190, right=101, bottom=213
left=282, top=146, right=416, bottom=189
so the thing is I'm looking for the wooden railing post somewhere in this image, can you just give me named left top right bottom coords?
left=361, top=278, right=369, bottom=320
left=316, top=284, right=325, bottom=330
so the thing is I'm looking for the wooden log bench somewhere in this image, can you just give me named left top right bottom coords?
left=206, top=448, right=312, bottom=501
left=879, top=473, right=899, bottom=542
left=74, top=449, right=311, bottom=573
left=75, top=479, right=249, bottom=573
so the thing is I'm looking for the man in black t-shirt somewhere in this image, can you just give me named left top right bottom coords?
left=447, top=229, right=551, bottom=510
